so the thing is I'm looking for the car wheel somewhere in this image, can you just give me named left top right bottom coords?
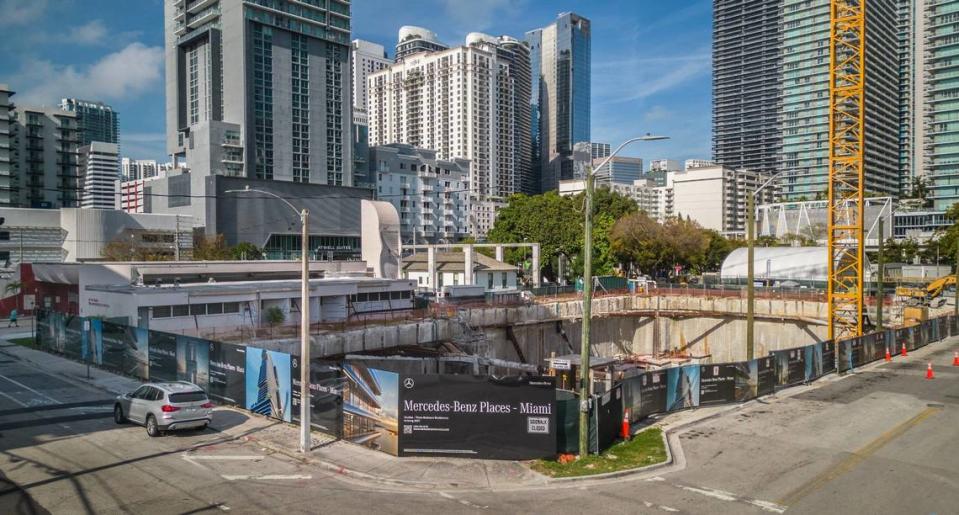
left=114, top=405, right=126, bottom=424
left=146, top=415, right=160, bottom=437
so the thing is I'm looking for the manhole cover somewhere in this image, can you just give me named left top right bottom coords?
left=927, top=403, right=945, bottom=408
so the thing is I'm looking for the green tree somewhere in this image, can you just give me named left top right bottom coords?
left=264, top=306, right=285, bottom=337
left=610, top=213, right=710, bottom=278
left=230, top=242, right=264, bottom=261
left=193, top=233, right=232, bottom=261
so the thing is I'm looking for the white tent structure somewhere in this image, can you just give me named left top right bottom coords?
left=721, top=247, right=872, bottom=284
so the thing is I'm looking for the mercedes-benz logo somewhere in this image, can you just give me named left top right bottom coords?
left=292, top=358, right=298, bottom=369
left=403, top=378, right=415, bottom=389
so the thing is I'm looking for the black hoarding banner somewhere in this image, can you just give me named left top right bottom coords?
left=100, top=322, right=149, bottom=379
left=398, top=375, right=556, bottom=460
left=699, top=364, right=738, bottom=405
left=772, top=348, right=805, bottom=387
left=755, top=357, right=776, bottom=397
left=822, top=341, right=836, bottom=374
left=637, top=369, right=667, bottom=419
left=291, top=358, right=344, bottom=438
left=148, top=331, right=178, bottom=382
left=208, top=342, right=246, bottom=406
left=590, top=384, right=623, bottom=454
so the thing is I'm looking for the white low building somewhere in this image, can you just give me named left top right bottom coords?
left=402, top=251, right=518, bottom=294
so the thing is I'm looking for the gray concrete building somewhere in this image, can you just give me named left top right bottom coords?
left=527, top=12, right=592, bottom=192
left=712, top=0, right=782, bottom=175
left=59, top=98, right=119, bottom=146
left=144, top=174, right=371, bottom=261
left=80, top=142, right=120, bottom=210
left=370, top=143, right=470, bottom=244
left=164, top=0, right=352, bottom=187
left=0, top=85, right=14, bottom=207
left=350, top=40, right=391, bottom=190
left=11, top=105, right=81, bottom=209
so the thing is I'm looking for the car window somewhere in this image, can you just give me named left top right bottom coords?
left=148, top=388, right=165, bottom=401
left=169, top=391, right=207, bottom=403
left=131, top=386, right=149, bottom=399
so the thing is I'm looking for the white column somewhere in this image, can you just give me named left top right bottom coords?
left=532, top=244, right=541, bottom=288
left=464, top=245, right=475, bottom=286
left=427, top=246, right=437, bottom=291
left=495, top=245, right=504, bottom=262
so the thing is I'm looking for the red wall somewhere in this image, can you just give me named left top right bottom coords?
left=0, top=264, right=79, bottom=317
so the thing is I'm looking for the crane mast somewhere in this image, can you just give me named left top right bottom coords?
left=827, top=0, right=866, bottom=340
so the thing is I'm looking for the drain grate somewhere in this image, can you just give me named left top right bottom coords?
left=927, top=403, right=946, bottom=408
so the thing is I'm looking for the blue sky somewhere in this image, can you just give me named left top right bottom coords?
left=0, top=0, right=712, bottom=165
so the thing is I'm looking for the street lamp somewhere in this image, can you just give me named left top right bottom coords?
left=579, top=134, right=668, bottom=457
left=225, top=185, right=312, bottom=453
left=746, top=170, right=786, bottom=361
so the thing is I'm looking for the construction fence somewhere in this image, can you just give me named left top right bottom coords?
left=31, top=310, right=957, bottom=459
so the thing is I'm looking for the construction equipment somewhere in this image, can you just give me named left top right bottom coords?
left=896, top=276, right=956, bottom=307
left=827, top=0, right=866, bottom=341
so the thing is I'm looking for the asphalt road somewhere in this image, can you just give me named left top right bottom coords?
left=1, top=336, right=957, bottom=514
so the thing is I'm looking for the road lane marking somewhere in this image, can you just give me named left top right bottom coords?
left=670, top=483, right=786, bottom=513
left=220, top=474, right=312, bottom=481
left=679, top=485, right=737, bottom=502
left=0, top=373, right=60, bottom=404
left=0, top=388, right=28, bottom=407
left=184, top=455, right=265, bottom=461
left=438, top=492, right=488, bottom=510
left=777, top=406, right=941, bottom=507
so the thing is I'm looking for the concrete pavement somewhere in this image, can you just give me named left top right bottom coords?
left=1, top=331, right=957, bottom=513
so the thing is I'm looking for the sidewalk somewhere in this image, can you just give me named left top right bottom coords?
left=0, top=337, right=141, bottom=395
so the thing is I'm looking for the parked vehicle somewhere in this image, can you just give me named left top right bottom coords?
left=114, top=382, right=213, bottom=437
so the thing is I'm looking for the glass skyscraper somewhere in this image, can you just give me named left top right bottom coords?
left=713, top=0, right=899, bottom=201
left=527, top=12, right=591, bottom=192
left=59, top=98, right=119, bottom=146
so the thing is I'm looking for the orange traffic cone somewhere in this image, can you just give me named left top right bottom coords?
left=885, top=348, right=892, bottom=362
left=621, top=410, right=631, bottom=440
left=953, top=352, right=959, bottom=367
left=902, top=343, right=908, bottom=357
left=926, top=363, right=935, bottom=380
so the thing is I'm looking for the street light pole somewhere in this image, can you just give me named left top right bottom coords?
left=578, top=135, right=667, bottom=457
left=876, top=217, right=884, bottom=331
left=745, top=171, right=784, bottom=361
left=226, top=186, right=311, bottom=453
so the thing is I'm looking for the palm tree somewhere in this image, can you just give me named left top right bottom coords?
left=4, top=280, right=22, bottom=311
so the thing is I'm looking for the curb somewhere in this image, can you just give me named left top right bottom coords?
left=540, top=428, right=675, bottom=483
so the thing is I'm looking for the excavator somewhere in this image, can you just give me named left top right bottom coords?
left=896, top=276, right=956, bottom=308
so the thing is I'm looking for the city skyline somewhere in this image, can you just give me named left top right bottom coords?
left=0, top=0, right=702, bottom=165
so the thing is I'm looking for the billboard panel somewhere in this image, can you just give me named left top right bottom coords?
left=342, top=363, right=399, bottom=455
left=148, top=331, right=178, bottom=382
left=291, top=358, right=344, bottom=438
left=666, top=365, right=700, bottom=411
left=208, top=342, right=246, bottom=407
left=397, top=375, right=556, bottom=460
left=245, top=347, right=292, bottom=423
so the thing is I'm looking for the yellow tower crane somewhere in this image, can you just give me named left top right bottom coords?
left=827, top=1, right=866, bottom=340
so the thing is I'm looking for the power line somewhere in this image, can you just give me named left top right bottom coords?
left=28, top=185, right=476, bottom=201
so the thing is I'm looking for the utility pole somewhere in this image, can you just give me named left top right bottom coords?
left=299, top=207, right=311, bottom=453
left=876, top=218, right=884, bottom=331
left=579, top=168, right=594, bottom=458
left=955, top=235, right=958, bottom=319
left=746, top=194, right=755, bottom=360
left=174, top=215, right=181, bottom=261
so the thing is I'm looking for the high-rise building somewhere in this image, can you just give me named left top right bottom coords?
left=122, top=158, right=159, bottom=181
left=590, top=142, right=610, bottom=160
left=649, top=159, right=681, bottom=172
left=897, top=0, right=923, bottom=196
left=672, top=165, right=775, bottom=235
left=352, top=40, right=392, bottom=113
left=527, top=12, right=591, bottom=192
left=712, top=0, right=900, bottom=202
left=164, top=0, right=352, bottom=187
left=80, top=142, right=120, bottom=210
left=712, top=0, right=782, bottom=175
left=0, top=85, right=15, bottom=207
left=368, top=33, right=524, bottom=237
left=920, top=1, right=959, bottom=210
left=11, top=105, right=81, bottom=208
left=592, top=156, right=643, bottom=184
left=778, top=0, right=898, bottom=200
left=370, top=143, right=470, bottom=243
left=395, top=26, right=448, bottom=60
left=59, top=98, right=119, bottom=146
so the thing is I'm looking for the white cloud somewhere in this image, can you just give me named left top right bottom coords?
left=0, top=0, right=48, bottom=27
left=440, top=0, right=524, bottom=31
left=14, top=43, right=164, bottom=104
left=65, top=20, right=108, bottom=45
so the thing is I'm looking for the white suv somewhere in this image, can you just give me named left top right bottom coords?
left=114, top=382, right=213, bottom=437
